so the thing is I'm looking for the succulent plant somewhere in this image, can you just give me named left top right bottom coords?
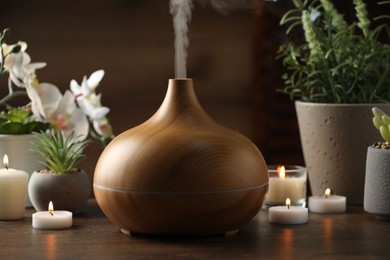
left=372, top=107, right=390, bottom=143
left=31, top=130, right=90, bottom=174
left=0, top=107, right=49, bottom=134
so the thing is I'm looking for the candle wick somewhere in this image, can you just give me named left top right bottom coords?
left=288, top=205, right=290, bottom=210
left=50, top=211, right=53, bottom=216
left=5, top=165, right=8, bottom=170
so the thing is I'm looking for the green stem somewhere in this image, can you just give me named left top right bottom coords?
left=8, top=77, right=13, bottom=94
left=0, top=90, right=27, bottom=107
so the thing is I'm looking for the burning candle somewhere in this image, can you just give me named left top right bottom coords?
left=32, top=201, right=72, bottom=229
left=269, top=198, right=308, bottom=224
left=265, top=165, right=307, bottom=207
left=0, top=154, right=29, bottom=220
left=308, top=188, right=346, bottom=213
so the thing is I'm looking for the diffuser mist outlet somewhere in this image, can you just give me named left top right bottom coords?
left=93, top=78, right=268, bottom=236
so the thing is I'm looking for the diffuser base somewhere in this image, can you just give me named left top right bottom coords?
left=94, top=184, right=267, bottom=236
left=120, top=228, right=240, bottom=237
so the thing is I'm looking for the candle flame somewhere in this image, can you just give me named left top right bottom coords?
left=48, top=201, right=54, bottom=216
left=3, top=154, right=9, bottom=169
left=286, top=198, right=291, bottom=209
left=325, top=188, right=331, bottom=198
left=278, top=165, right=286, bottom=179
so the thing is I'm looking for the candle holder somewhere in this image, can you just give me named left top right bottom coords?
left=264, top=165, right=307, bottom=207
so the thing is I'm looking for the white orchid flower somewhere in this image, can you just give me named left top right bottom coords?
left=70, top=69, right=105, bottom=97
left=0, top=42, right=26, bottom=64
left=93, top=117, right=113, bottom=138
left=70, top=70, right=109, bottom=119
left=76, top=93, right=109, bottom=119
left=25, top=77, right=62, bottom=121
left=26, top=79, right=89, bottom=142
left=48, top=91, right=89, bottom=142
left=70, top=69, right=112, bottom=138
left=1, top=41, right=28, bottom=56
left=4, top=51, right=46, bottom=88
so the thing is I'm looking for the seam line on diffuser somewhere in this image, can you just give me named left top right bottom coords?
left=93, top=182, right=269, bottom=195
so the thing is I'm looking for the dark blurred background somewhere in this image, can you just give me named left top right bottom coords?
left=0, top=0, right=387, bottom=180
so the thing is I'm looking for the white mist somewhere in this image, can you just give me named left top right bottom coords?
left=170, top=0, right=194, bottom=79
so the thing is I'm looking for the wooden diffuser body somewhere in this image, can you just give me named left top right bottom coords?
left=94, top=79, right=268, bottom=236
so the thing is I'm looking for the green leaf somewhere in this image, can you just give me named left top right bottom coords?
left=286, top=21, right=302, bottom=34
left=380, top=126, right=390, bottom=142
left=0, top=122, right=26, bottom=134
left=382, top=115, right=390, bottom=125
left=0, top=28, right=11, bottom=40
left=31, top=130, right=90, bottom=174
left=292, top=0, right=303, bottom=9
left=372, top=107, right=385, bottom=118
left=2, top=113, right=24, bottom=123
left=378, top=1, right=390, bottom=5
left=373, top=117, right=382, bottom=129
left=280, top=9, right=301, bottom=25
left=25, top=122, right=49, bottom=133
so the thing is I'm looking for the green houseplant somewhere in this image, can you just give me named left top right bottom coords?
left=278, top=0, right=390, bottom=204
left=28, top=130, right=91, bottom=213
left=279, top=0, right=390, bottom=103
left=364, top=107, right=390, bottom=219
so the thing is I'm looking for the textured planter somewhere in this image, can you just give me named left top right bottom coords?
left=295, top=101, right=390, bottom=205
left=28, top=170, right=91, bottom=214
left=94, top=78, right=269, bottom=236
left=0, top=134, right=42, bottom=207
left=364, top=147, right=390, bottom=220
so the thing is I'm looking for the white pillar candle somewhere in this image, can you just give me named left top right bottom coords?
left=265, top=165, right=307, bottom=206
left=269, top=198, right=308, bottom=224
left=32, top=201, right=72, bottom=230
left=0, top=155, right=29, bottom=220
left=308, top=188, right=346, bottom=213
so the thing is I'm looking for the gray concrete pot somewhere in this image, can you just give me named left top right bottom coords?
left=364, top=146, right=390, bottom=220
left=295, top=101, right=390, bottom=205
left=28, top=170, right=91, bottom=214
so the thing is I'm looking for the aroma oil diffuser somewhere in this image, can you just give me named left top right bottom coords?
left=94, top=78, right=268, bottom=236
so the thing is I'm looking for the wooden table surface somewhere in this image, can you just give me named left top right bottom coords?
left=1, top=199, right=389, bottom=259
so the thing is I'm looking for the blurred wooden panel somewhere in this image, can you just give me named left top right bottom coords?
left=0, top=0, right=256, bottom=175
left=253, top=0, right=304, bottom=166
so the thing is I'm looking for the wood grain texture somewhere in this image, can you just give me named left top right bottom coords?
left=94, top=79, right=268, bottom=235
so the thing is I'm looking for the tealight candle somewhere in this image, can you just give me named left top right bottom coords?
left=265, top=165, right=307, bottom=207
left=0, top=154, right=29, bottom=220
left=269, top=198, right=308, bottom=224
left=308, top=188, right=346, bottom=213
left=32, top=201, right=72, bottom=230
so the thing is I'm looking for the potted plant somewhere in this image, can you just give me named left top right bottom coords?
left=0, top=28, right=114, bottom=206
left=28, top=130, right=91, bottom=214
left=277, top=0, right=390, bottom=204
left=364, top=107, right=390, bottom=220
